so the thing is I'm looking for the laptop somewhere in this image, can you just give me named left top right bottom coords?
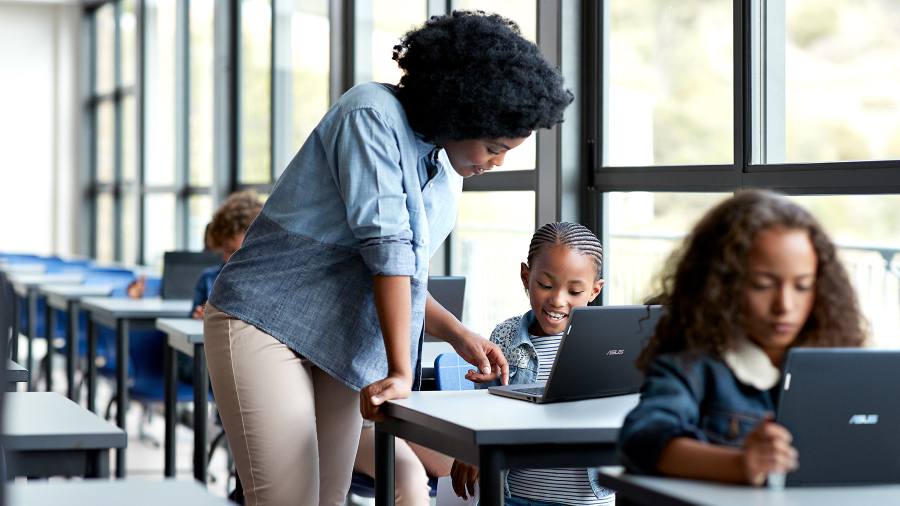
left=425, top=277, right=466, bottom=343
left=488, top=305, right=662, bottom=403
left=775, top=348, right=900, bottom=486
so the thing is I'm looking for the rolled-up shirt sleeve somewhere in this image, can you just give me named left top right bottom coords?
left=333, top=107, right=416, bottom=276
left=617, top=356, right=708, bottom=475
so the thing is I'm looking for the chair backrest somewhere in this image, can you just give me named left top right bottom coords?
left=161, top=251, right=222, bottom=300
left=424, top=276, right=465, bottom=343
left=0, top=274, right=15, bottom=360
left=434, top=353, right=475, bottom=391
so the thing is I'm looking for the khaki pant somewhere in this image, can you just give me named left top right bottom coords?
left=205, top=304, right=362, bottom=506
left=354, top=426, right=454, bottom=506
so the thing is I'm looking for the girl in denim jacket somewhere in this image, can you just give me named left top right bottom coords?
left=451, top=222, right=616, bottom=506
left=618, top=190, right=867, bottom=486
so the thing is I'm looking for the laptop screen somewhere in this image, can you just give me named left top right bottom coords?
left=776, top=348, right=900, bottom=486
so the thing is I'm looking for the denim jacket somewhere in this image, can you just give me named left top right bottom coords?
left=485, top=311, right=615, bottom=501
left=209, top=82, right=463, bottom=391
left=617, top=344, right=781, bottom=475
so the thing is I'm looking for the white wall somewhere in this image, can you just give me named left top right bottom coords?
left=0, top=0, right=81, bottom=256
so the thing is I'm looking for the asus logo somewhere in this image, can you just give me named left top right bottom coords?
left=849, top=414, right=879, bottom=425
left=606, top=350, right=624, bottom=355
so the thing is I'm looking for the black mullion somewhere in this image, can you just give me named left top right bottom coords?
left=176, top=0, right=190, bottom=249
left=113, top=0, right=124, bottom=262
left=89, top=10, right=100, bottom=259
left=135, top=0, right=146, bottom=265
left=229, top=0, right=241, bottom=193
left=734, top=0, right=750, bottom=190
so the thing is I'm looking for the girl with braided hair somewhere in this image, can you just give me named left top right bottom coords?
left=451, top=222, right=615, bottom=506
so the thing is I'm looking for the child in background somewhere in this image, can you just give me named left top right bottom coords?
left=451, top=222, right=615, bottom=506
left=618, top=190, right=867, bottom=485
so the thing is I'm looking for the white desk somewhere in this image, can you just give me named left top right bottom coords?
left=38, top=283, right=115, bottom=400
left=7, top=479, right=231, bottom=505
left=594, top=467, right=900, bottom=505
left=7, top=359, right=28, bottom=388
left=155, top=317, right=208, bottom=481
left=3, top=392, right=126, bottom=478
left=79, top=297, right=192, bottom=477
left=7, top=272, right=85, bottom=390
left=376, top=390, right=639, bottom=506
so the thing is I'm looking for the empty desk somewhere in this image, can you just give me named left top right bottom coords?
left=7, top=359, right=28, bottom=390
left=39, top=283, right=115, bottom=400
left=79, top=296, right=193, bottom=478
left=7, top=272, right=85, bottom=390
left=375, top=390, right=639, bottom=506
left=156, top=317, right=208, bottom=481
left=3, top=392, right=126, bottom=478
left=8, top=479, right=231, bottom=505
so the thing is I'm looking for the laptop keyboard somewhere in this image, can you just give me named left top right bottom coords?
left=512, top=386, right=545, bottom=396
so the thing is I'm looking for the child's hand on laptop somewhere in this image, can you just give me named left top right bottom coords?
left=743, top=413, right=798, bottom=486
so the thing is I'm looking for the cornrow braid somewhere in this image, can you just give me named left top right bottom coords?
left=526, top=222, right=603, bottom=281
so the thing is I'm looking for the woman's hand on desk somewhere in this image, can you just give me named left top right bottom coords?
left=450, top=459, right=479, bottom=500
left=360, top=372, right=413, bottom=422
left=453, top=330, right=509, bottom=386
left=742, top=417, right=798, bottom=486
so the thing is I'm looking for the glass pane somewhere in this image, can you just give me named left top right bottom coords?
left=355, top=0, right=426, bottom=85
left=787, top=195, right=900, bottom=348
left=784, top=1, right=900, bottom=162
left=145, top=0, right=177, bottom=186
left=122, top=193, right=136, bottom=265
left=608, top=0, right=733, bottom=166
left=96, top=193, right=115, bottom=264
left=144, top=193, right=177, bottom=271
left=122, top=94, right=136, bottom=181
left=290, top=0, right=330, bottom=158
left=454, top=0, right=536, bottom=41
left=606, top=192, right=730, bottom=305
left=241, top=0, right=272, bottom=184
left=189, top=194, right=214, bottom=250
left=95, top=4, right=116, bottom=95
left=190, top=0, right=216, bottom=186
left=96, top=100, right=115, bottom=183
left=450, top=191, right=535, bottom=336
left=121, top=0, right=137, bottom=86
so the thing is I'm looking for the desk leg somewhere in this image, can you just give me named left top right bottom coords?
left=87, top=318, right=98, bottom=413
left=480, top=446, right=505, bottom=506
left=45, top=304, right=55, bottom=392
left=88, top=450, right=111, bottom=479
left=26, top=289, right=37, bottom=391
left=194, top=343, right=209, bottom=483
left=164, top=342, right=177, bottom=477
left=66, top=301, right=78, bottom=401
left=115, top=318, right=129, bottom=478
left=375, top=423, right=395, bottom=506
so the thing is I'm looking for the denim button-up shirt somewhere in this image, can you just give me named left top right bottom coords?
left=480, top=310, right=615, bottom=501
left=617, top=352, right=777, bottom=475
left=208, top=82, right=463, bottom=391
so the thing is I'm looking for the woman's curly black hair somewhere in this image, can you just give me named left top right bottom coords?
left=636, top=190, right=868, bottom=372
left=392, top=10, right=573, bottom=141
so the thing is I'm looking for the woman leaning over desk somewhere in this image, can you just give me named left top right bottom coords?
left=203, top=10, right=573, bottom=506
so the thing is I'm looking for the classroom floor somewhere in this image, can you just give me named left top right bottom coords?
left=11, top=336, right=400, bottom=506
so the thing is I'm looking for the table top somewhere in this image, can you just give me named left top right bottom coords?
left=7, top=479, right=232, bottom=505
left=156, top=317, right=204, bottom=342
left=7, top=359, right=28, bottom=383
left=8, top=272, right=86, bottom=294
left=2, top=392, right=127, bottom=450
left=384, top=390, right=639, bottom=445
left=40, top=283, right=116, bottom=307
left=0, top=263, right=45, bottom=274
left=80, top=296, right=193, bottom=319
left=596, top=467, right=900, bottom=506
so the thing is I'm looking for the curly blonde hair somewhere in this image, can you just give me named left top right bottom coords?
left=636, top=190, right=867, bottom=371
left=206, top=190, right=263, bottom=250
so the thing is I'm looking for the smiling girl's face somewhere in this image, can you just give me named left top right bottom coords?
left=521, top=245, right=604, bottom=337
